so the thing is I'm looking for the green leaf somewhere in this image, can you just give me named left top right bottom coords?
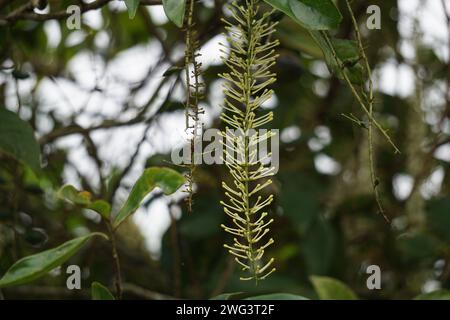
left=415, top=290, right=450, bottom=300
left=0, top=233, right=107, bottom=288
left=124, top=0, right=140, bottom=19
left=58, top=185, right=93, bottom=206
left=162, top=0, right=186, bottom=28
left=303, top=218, right=337, bottom=275
left=210, top=292, right=243, bottom=300
left=113, top=167, right=186, bottom=228
left=88, top=200, right=112, bottom=219
left=0, top=108, right=41, bottom=173
left=245, top=293, right=309, bottom=300
left=91, top=282, right=116, bottom=300
left=263, top=0, right=342, bottom=30
left=264, top=1, right=361, bottom=82
left=310, top=276, right=358, bottom=300
left=58, top=185, right=111, bottom=219
left=277, top=20, right=324, bottom=59
left=163, top=65, right=185, bottom=77
left=309, top=31, right=364, bottom=84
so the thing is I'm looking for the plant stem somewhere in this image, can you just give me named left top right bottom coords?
left=106, top=221, right=122, bottom=299
left=345, top=0, right=389, bottom=222
left=243, top=0, right=257, bottom=281
left=320, top=31, right=400, bottom=155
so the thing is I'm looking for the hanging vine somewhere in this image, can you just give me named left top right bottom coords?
left=320, top=1, right=400, bottom=222
left=183, top=0, right=204, bottom=213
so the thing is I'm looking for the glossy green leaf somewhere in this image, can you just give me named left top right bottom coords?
left=88, top=200, right=112, bottom=219
left=124, top=0, right=140, bottom=19
left=0, top=107, right=41, bottom=173
left=58, top=185, right=111, bottom=219
left=91, top=282, right=115, bottom=300
left=415, top=290, right=450, bottom=300
left=162, top=0, right=186, bottom=28
left=58, top=185, right=92, bottom=206
left=263, top=0, right=342, bottom=30
left=0, top=233, right=107, bottom=288
left=310, top=276, right=358, bottom=300
left=309, top=31, right=364, bottom=84
left=252, top=1, right=360, bottom=82
left=246, top=293, right=309, bottom=300
left=113, top=167, right=185, bottom=228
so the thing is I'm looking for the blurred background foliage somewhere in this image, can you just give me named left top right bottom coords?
left=0, top=0, right=450, bottom=299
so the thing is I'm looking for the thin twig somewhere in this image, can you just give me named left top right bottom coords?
left=183, top=0, right=204, bottom=213
left=345, top=0, right=389, bottom=222
left=320, top=31, right=400, bottom=155
left=108, top=78, right=179, bottom=204
left=0, top=0, right=163, bottom=26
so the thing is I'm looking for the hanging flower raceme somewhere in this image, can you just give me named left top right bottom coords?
left=219, top=0, right=279, bottom=282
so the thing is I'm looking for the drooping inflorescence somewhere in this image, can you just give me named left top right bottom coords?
left=219, top=0, right=279, bottom=282
left=184, top=0, right=205, bottom=213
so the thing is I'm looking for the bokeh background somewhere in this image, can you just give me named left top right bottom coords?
left=1, top=0, right=450, bottom=299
